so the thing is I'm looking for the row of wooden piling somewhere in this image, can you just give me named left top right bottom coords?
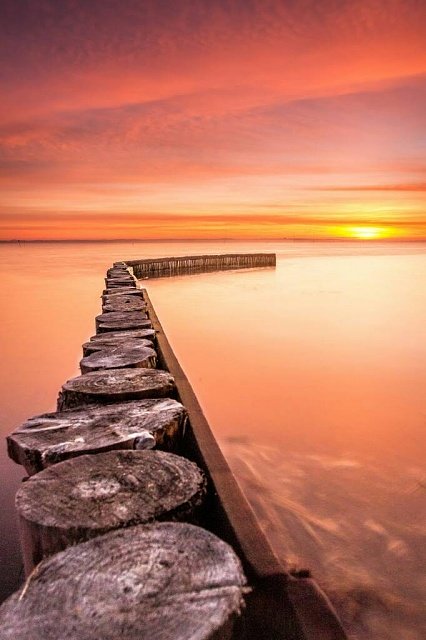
left=1, top=261, right=248, bottom=639
left=2, top=253, right=348, bottom=640
left=127, top=252, right=276, bottom=279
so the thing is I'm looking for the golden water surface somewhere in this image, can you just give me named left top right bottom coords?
left=0, top=241, right=425, bottom=639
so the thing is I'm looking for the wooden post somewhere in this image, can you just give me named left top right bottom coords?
left=105, top=278, right=136, bottom=288
left=103, top=292, right=144, bottom=304
left=102, top=298, right=148, bottom=313
left=0, top=523, right=246, bottom=640
left=95, top=310, right=148, bottom=329
left=127, top=253, right=276, bottom=279
left=57, top=368, right=175, bottom=410
left=96, top=311, right=152, bottom=333
left=82, top=337, right=154, bottom=356
left=80, top=344, right=157, bottom=373
left=102, top=287, right=142, bottom=297
left=87, top=328, right=156, bottom=345
left=16, top=450, right=207, bottom=573
left=7, top=398, right=187, bottom=474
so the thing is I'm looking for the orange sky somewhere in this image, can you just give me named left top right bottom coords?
left=0, top=0, right=425, bottom=240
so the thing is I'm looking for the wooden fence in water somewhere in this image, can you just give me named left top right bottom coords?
left=127, top=252, right=276, bottom=279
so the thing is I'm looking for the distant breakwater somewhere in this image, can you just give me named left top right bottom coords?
left=127, top=252, right=276, bottom=279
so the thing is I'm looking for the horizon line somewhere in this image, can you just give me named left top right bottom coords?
left=1, top=238, right=426, bottom=244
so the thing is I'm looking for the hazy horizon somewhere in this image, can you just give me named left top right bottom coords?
left=2, top=237, right=426, bottom=244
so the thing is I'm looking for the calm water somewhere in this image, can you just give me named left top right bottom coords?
left=0, top=241, right=425, bottom=639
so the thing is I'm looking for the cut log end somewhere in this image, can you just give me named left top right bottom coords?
left=82, top=337, right=153, bottom=357
left=7, top=399, right=187, bottom=475
left=80, top=345, right=157, bottom=374
left=16, top=450, right=207, bottom=572
left=0, top=523, right=246, bottom=640
left=102, top=287, right=142, bottom=297
left=96, top=311, right=153, bottom=333
left=102, top=299, right=148, bottom=313
left=57, top=367, right=175, bottom=410
left=95, top=310, right=149, bottom=331
left=89, top=328, right=156, bottom=343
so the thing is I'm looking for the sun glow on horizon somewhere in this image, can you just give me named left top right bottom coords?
left=349, top=226, right=387, bottom=240
left=0, top=1, right=425, bottom=241
left=331, top=225, right=401, bottom=240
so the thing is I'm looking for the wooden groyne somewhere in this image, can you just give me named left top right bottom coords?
left=127, top=252, right=276, bottom=279
left=2, top=254, right=347, bottom=640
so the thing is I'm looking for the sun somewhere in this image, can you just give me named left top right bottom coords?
left=347, top=226, right=387, bottom=240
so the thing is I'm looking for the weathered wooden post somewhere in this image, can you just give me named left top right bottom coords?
left=81, top=337, right=153, bottom=356
left=0, top=523, right=247, bottom=640
left=79, top=344, right=157, bottom=373
left=15, top=450, right=207, bottom=573
left=102, top=297, right=148, bottom=313
left=96, top=311, right=152, bottom=332
left=7, top=398, right=187, bottom=474
left=105, top=278, right=136, bottom=288
left=101, top=286, right=142, bottom=297
left=95, top=310, right=148, bottom=331
left=84, top=327, right=156, bottom=350
left=57, top=368, right=175, bottom=409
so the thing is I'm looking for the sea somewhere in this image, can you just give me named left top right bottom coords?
left=0, top=240, right=425, bottom=639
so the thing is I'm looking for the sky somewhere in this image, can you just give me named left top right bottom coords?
left=0, top=0, right=425, bottom=241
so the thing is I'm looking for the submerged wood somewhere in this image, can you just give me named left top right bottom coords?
left=0, top=523, right=246, bottom=640
left=80, top=344, right=157, bottom=374
left=102, top=298, right=148, bottom=313
left=57, top=367, right=175, bottom=410
left=82, top=337, right=154, bottom=357
left=7, top=398, right=187, bottom=475
left=16, top=450, right=207, bottom=573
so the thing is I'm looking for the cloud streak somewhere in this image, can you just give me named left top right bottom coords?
left=0, top=0, right=425, bottom=239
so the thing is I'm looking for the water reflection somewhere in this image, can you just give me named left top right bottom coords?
left=221, top=439, right=425, bottom=640
left=145, top=243, right=426, bottom=640
left=1, top=241, right=425, bottom=640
